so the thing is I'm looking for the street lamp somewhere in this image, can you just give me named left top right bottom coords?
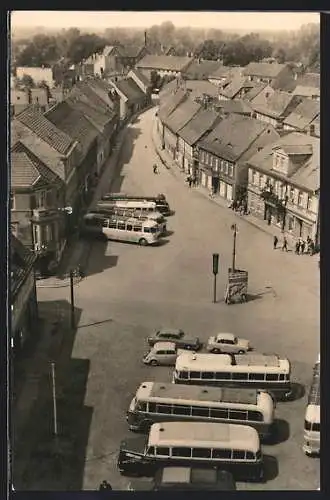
left=231, top=224, right=238, bottom=272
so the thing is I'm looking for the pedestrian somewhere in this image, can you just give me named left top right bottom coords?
left=300, top=240, right=306, bottom=254
left=273, top=235, right=278, bottom=250
left=192, top=176, right=197, bottom=187
left=309, top=241, right=315, bottom=256
left=188, top=177, right=192, bottom=188
left=295, top=241, right=300, bottom=254
left=282, top=236, right=288, bottom=252
left=153, top=164, right=158, bottom=174
left=99, top=480, right=112, bottom=491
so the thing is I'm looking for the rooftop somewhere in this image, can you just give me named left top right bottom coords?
left=295, top=72, right=320, bottom=89
left=251, top=91, right=298, bottom=118
left=11, top=142, right=59, bottom=188
left=242, top=82, right=268, bottom=102
left=183, top=60, right=222, bottom=80
left=15, top=106, right=74, bottom=156
left=129, top=68, right=151, bottom=87
left=246, top=131, right=319, bottom=192
left=219, top=76, right=253, bottom=99
left=243, top=62, right=288, bottom=79
left=199, top=114, right=269, bottom=162
left=113, top=77, right=146, bottom=101
left=158, top=88, right=188, bottom=121
left=137, top=54, right=193, bottom=72
left=178, top=107, right=220, bottom=146
left=208, top=65, right=243, bottom=80
left=284, top=98, right=320, bottom=130
left=163, top=98, right=201, bottom=134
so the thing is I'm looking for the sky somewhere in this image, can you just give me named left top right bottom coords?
left=11, top=11, right=319, bottom=32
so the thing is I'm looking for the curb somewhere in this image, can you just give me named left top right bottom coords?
left=36, top=274, right=82, bottom=289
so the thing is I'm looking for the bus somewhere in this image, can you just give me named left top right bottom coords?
left=303, top=355, right=320, bottom=456
left=91, top=206, right=167, bottom=234
left=127, top=381, right=275, bottom=440
left=101, top=193, right=171, bottom=216
left=173, top=352, right=292, bottom=401
left=82, top=213, right=162, bottom=246
left=118, top=421, right=264, bottom=481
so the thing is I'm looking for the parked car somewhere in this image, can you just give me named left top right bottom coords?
left=206, top=332, right=251, bottom=354
left=147, top=328, right=202, bottom=350
left=143, top=342, right=187, bottom=366
left=128, top=466, right=236, bottom=491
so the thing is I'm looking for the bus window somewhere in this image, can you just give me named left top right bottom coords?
left=192, top=448, right=211, bottom=459
left=233, top=450, right=246, bottom=459
left=191, top=407, right=209, bottom=417
left=109, top=221, right=117, bottom=229
left=127, top=224, right=133, bottom=231
left=190, top=371, right=201, bottom=379
left=249, top=373, right=264, bottom=381
left=173, top=406, right=191, bottom=416
left=215, top=372, right=231, bottom=380
left=213, top=448, right=231, bottom=459
left=266, top=374, right=279, bottom=381
left=229, top=410, right=247, bottom=421
left=102, top=219, right=109, bottom=227
left=157, top=404, right=172, bottom=414
left=210, top=408, right=228, bottom=419
left=172, top=447, right=191, bottom=458
left=233, top=372, right=248, bottom=380
left=133, top=225, right=142, bottom=232
left=147, top=446, right=155, bottom=455
left=246, top=451, right=255, bottom=460
left=248, top=410, right=263, bottom=422
left=201, top=372, right=214, bottom=380
left=144, top=227, right=151, bottom=233
left=179, top=371, right=188, bottom=379
left=155, top=447, right=170, bottom=457
left=118, top=222, right=126, bottom=230
left=136, top=401, right=147, bottom=411
left=148, top=403, right=156, bottom=413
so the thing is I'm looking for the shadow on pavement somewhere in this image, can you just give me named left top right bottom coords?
left=266, top=419, right=290, bottom=445
left=164, top=230, right=175, bottom=237
left=156, top=239, right=170, bottom=247
left=262, top=455, right=279, bottom=482
left=85, top=239, right=119, bottom=277
left=12, top=300, right=93, bottom=491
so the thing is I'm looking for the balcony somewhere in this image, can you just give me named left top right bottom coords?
left=31, top=208, right=63, bottom=222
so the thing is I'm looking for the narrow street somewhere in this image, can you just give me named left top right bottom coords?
left=35, top=108, right=319, bottom=490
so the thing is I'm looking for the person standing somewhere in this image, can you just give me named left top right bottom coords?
left=282, top=236, right=288, bottom=252
left=99, top=480, right=112, bottom=491
left=273, top=235, right=278, bottom=250
left=188, top=177, right=192, bottom=188
left=295, top=240, right=300, bottom=255
left=300, top=240, right=306, bottom=254
left=153, top=164, right=158, bottom=174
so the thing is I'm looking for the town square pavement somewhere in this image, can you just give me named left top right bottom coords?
left=28, top=108, right=320, bottom=490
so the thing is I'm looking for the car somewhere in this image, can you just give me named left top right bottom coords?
left=147, top=328, right=202, bottom=351
left=128, top=466, right=236, bottom=491
left=206, top=332, right=251, bottom=354
left=142, top=342, right=187, bottom=366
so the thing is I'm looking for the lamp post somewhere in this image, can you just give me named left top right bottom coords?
left=231, top=224, right=237, bottom=272
left=69, top=269, right=75, bottom=330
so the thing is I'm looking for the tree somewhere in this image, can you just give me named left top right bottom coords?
left=20, top=74, right=35, bottom=89
left=16, top=34, right=60, bottom=67
left=66, top=34, right=107, bottom=64
left=194, top=39, right=222, bottom=60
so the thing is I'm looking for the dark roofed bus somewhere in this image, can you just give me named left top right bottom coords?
left=101, top=193, right=171, bottom=216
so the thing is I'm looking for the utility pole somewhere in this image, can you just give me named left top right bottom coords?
left=231, top=224, right=237, bottom=272
left=50, top=362, right=58, bottom=436
left=69, top=270, right=75, bottom=329
left=212, top=253, right=219, bottom=303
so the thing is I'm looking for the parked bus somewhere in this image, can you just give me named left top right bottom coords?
left=92, top=206, right=167, bottom=234
left=101, top=193, right=171, bottom=215
left=82, top=213, right=162, bottom=246
left=118, top=421, right=264, bottom=481
left=127, top=381, right=275, bottom=440
left=173, top=353, right=292, bottom=401
left=303, top=355, right=320, bottom=456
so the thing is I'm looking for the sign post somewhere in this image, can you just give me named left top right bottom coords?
left=231, top=224, right=237, bottom=272
left=69, top=270, right=75, bottom=329
left=50, top=362, right=58, bottom=436
left=212, top=253, right=219, bottom=303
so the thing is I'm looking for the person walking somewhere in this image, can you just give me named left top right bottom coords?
left=273, top=235, right=278, bottom=250
left=300, top=240, right=306, bottom=254
left=99, top=480, right=112, bottom=491
left=153, top=164, right=158, bottom=174
left=295, top=240, right=300, bottom=255
left=282, top=236, right=288, bottom=252
left=188, top=177, right=192, bottom=188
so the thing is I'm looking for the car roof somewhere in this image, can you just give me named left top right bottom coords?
left=215, top=332, right=236, bottom=341
left=153, top=341, right=176, bottom=350
left=158, top=328, right=183, bottom=335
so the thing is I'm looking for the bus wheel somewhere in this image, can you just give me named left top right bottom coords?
left=150, top=360, right=158, bottom=366
left=139, top=238, right=148, bottom=246
left=212, top=348, right=221, bottom=354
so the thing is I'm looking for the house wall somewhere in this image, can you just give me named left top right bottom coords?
left=16, top=67, right=54, bottom=87
left=11, top=89, right=29, bottom=105
left=254, top=112, right=278, bottom=128
left=163, top=126, right=178, bottom=158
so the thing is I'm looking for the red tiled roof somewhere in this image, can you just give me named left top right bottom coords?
left=15, top=106, right=74, bottom=155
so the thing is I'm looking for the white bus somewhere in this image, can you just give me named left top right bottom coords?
left=118, top=421, right=264, bottom=481
left=173, top=353, right=292, bottom=400
left=100, top=195, right=171, bottom=216
left=303, top=355, right=320, bottom=456
left=127, top=381, right=275, bottom=440
left=82, top=213, right=162, bottom=246
left=92, top=206, right=167, bottom=234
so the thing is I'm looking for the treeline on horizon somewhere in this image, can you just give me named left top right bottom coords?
left=11, top=20, right=320, bottom=72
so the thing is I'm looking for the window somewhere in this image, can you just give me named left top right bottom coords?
left=108, top=221, right=116, bottom=228
left=307, top=194, right=313, bottom=211
left=279, top=374, right=286, bottom=381
left=157, top=404, right=172, bottom=414
left=210, top=408, right=228, bottom=419
left=228, top=164, right=234, bottom=177
left=201, top=372, right=214, bottom=380
left=266, top=373, right=279, bottom=381
left=133, top=225, right=142, bottom=232
left=179, top=371, right=188, bottom=380
left=215, top=372, right=231, bottom=380
left=289, top=187, right=295, bottom=202
left=224, top=162, right=228, bottom=175
left=156, top=447, right=170, bottom=456
left=252, top=170, right=256, bottom=185
left=173, top=405, right=191, bottom=416
left=192, top=448, right=211, bottom=458
left=102, top=219, right=109, bottom=228
left=232, top=372, right=248, bottom=380
left=147, top=446, right=155, bottom=455
left=127, top=224, right=132, bottom=231
left=190, top=371, right=201, bottom=379
left=248, top=411, right=263, bottom=422
left=259, top=174, right=264, bottom=188
left=10, top=193, right=15, bottom=210
left=229, top=410, right=247, bottom=421
left=249, top=373, right=264, bottom=381
left=136, top=401, right=147, bottom=412
left=148, top=403, right=156, bottom=413
left=156, top=350, right=166, bottom=355
left=172, top=447, right=191, bottom=457
left=213, top=448, right=231, bottom=459
left=117, top=222, right=126, bottom=230
left=288, top=217, right=294, bottom=231
left=298, top=191, right=304, bottom=207
left=144, top=227, right=152, bottom=233
left=246, top=451, right=255, bottom=460
left=232, top=450, right=246, bottom=460
left=191, top=407, right=209, bottom=417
